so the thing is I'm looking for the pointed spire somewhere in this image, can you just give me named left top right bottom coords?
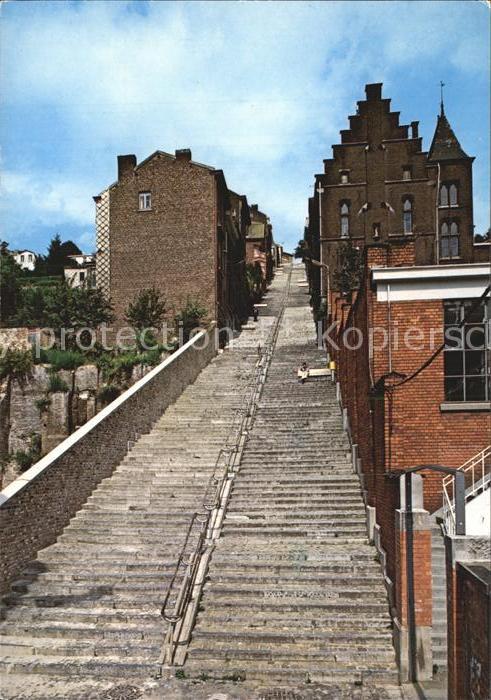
left=428, top=103, right=470, bottom=162
left=440, top=80, right=445, bottom=117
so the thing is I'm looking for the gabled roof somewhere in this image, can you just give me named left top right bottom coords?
left=427, top=109, right=470, bottom=162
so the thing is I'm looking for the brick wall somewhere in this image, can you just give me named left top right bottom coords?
left=454, top=563, right=490, bottom=700
left=102, top=151, right=219, bottom=330
left=445, top=536, right=491, bottom=700
left=332, top=241, right=489, bottom=610
left=0, top=330, right=217, bottom=595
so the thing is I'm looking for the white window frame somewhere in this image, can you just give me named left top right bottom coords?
left=139, top=192, right=152, bottom=211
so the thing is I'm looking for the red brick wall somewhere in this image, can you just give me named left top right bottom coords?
left=332, top=240, right=489, bottom=596
left=108, top=153, right=218, bottom=329
left=447, top=562, right=490, bottom=700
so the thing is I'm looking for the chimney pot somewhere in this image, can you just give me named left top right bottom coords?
left=411, top=121, right=419, bottom=139
left=117, top=154, right=137, bottom=180
left=365, top=83, right=382, bottom=101
left=175, top=149, right=192, bottom=161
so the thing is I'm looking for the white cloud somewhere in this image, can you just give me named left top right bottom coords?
left=1, top=0, right=489, bottom=250
left=2, top=170, right=93, bottom=225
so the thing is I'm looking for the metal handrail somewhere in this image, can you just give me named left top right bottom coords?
left=442, top=444, right=491, bottom=534
left=160, top=267, right=292, bottom=666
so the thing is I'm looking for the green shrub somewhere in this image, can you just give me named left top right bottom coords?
left=175, top=299, right=207, bottom=343
left=14, top=450, right=34, bottom=472
left=140, top=348, right=161, bottom=366
left=39, top=348, right=85, bottom=370
left=47, top=373, right=69, bottom=393
left=97, top=384, right=121, bottom=405
left=35, top=396, right=51, bottom=412
left=125, top=288, right=166, bottom=332
left=14, top=433, right=41, bottom=473
left=0, top=348, right=33, bottom=380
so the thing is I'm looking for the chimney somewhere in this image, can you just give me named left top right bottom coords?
left=175, top=149, right=192, bottom=162
left=250, top=204, right=259, bottom=214
left=117, top=154, right=136, bottom=180
left=365, top=83, right=382, bottom=101
left=411, top=121, right=419, bottom=139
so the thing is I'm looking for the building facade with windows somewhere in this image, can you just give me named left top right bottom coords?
left=12, top=250, right=36, bottom=272
left=307, top=83, right=489, bottom=310
left=94, top=149, right=250, bottom=332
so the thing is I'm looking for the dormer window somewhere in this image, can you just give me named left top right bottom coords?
left=340, top=170, right=350, bottom=184
left=402, top=166, right=412, bottom=181
left=139, top=192, right=152, bottom=211
left=340, top=201, right=350, bottom=237
left=403, top=198, right=413, bottom=234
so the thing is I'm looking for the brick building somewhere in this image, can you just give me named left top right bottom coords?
left=305, top=83, right=489, bottom=316
left=245, top=203, right=274, bottom=288
left=94, top=149, right=250, bottom=334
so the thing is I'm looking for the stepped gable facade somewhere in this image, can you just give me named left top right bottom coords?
left=309, top=82, right=485, bottom=299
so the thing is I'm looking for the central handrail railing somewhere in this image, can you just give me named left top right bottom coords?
left=442, top=444, right=491, bottom=534
left=160, top=268, right=292, bottom=667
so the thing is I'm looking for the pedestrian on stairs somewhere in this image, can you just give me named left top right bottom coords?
left=298, top=361, right=309, bottom=384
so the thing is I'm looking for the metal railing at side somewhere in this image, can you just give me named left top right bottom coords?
left=442, top=444, right=491, bottom=535
left=160, top=267, right=292, bottom=667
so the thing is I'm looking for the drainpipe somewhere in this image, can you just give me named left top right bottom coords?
left=436, top=163, right=441, bottom=264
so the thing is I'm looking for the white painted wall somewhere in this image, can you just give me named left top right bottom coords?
left=466, top=487, right=490, bottom=536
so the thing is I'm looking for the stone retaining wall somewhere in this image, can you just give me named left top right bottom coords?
left=0, top=330, right=216, bottom=594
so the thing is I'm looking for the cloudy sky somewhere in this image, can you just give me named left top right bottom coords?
left=1, top=0, right=489, bottom=254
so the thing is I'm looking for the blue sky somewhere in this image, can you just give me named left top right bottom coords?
left=1, top=0, right=489, bottom=254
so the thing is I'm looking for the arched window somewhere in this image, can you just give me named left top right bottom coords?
left=449, top=183, right=458, bottom=206
left=340, top=202, right=349, bottom=238
left=440, top=185, right=449, bottom=207
left=403, top=198, right=413, bottom=234
left=440, top=221, right=460, bottom=259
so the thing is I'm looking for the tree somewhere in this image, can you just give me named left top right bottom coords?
left=45, top=234, right=82, bottom=276
left=42, top=282, right=114, bottom=348
left=294, top=239, right=311, bottom=260
left=175, top=299, right=207, bottom=343
left=246, top=262, right=263, bottom=300
left=125, top=288, right=166, bottom=331
left=0, top=244, right=23, bottom=324
left=333, top=241, right=363, bottom=296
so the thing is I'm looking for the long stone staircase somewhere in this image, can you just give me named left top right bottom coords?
left=178, top=269, right=402, bottom=696
left=0, top=287, right=281, bottom=699
left=0, top=266, right=405, bottom=699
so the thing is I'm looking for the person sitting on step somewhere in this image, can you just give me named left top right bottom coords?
left=298, top=361, right=309, bottom=384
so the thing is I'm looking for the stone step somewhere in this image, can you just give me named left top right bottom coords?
left=0, top=654, right=159, bottom=678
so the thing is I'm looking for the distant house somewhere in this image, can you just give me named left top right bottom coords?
left=245, top=204, right=274, bottom=287
left=12, top=250, right=36, bottom=272
left=64, top=253, right=96, bottom=288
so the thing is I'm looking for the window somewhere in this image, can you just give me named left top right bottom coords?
left=440, top=182, right=458, bottom=207
left=402, top=167, right=412, bottom=181
left=79, top=271, right=85, bottom=282
left=440, top=221, right=460, bottom=259
left=20, top=254, right=25, bottom=262
left=449, top=183, right=458, bottom=206
left=440, top=184, right=449, bottom=207
left=444, top=299, right=490, bottom=402
left=340, top=202, right=350, bottom=237
left=403, top=198, right=413, bottom=234
left=340, top=171, right=349, bottom=184
left=139, top=192, right=151, bottom=210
